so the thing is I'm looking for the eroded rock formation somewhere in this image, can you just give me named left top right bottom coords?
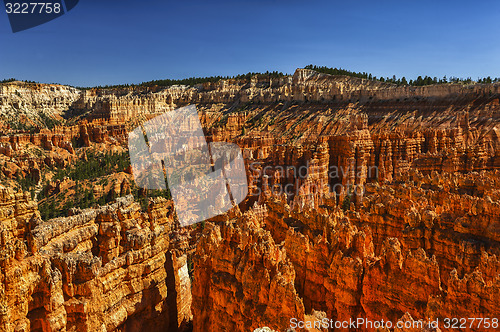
left=0, top=191, right=195, bottom=332
left=1, top=69, right=500, bottom=331
left=0, top=82, right=80, bottom=130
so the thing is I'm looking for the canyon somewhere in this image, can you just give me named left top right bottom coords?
left=0, top=69, right=499, bottom=331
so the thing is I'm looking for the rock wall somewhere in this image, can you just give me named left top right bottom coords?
left=0, top=82, right=81, bottom=129
left=82, top=69, right=500, bottom=124
left=0, top=190, right=193, bottom=332
left=192, top=213, right=305, bottom=332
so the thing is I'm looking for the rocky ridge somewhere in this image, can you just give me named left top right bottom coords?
left=0, top=82, right=80, bottom=130
left=0, top=190, right=197, bottom=332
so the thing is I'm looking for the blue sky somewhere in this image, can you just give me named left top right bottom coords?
left=1, top=0, right=499, bottom=87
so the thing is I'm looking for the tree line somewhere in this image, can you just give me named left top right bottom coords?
left=77, top=71, right=287, bottom=90
left=5, top=67, right=500, bottom=90
left=304, top=65, right=500, bottom=86
left=0, top=78, right=38, bottom=84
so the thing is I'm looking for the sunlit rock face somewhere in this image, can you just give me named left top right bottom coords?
left=1, top=70, right=500, bottom=331
left=0, top=192, right=196, bottom=332
left=0, top=81, right=81, bottom=130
